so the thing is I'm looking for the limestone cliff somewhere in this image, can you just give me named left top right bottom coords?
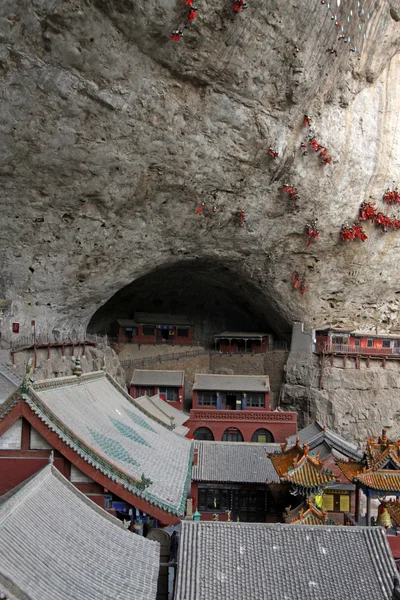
left=282, top=351, right=400, bottom=444
left=1, top=0, right=400, bottom=343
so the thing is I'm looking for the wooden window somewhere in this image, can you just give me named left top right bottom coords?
left=383, top=339, right=391, bottom=348
left=142, top=326, right=155, bottom=336
left=193, top=427, right=214, bottom=441
left=251, top=428, right=274, bottom=443
left=198, top=392, right=216, bottom=406
left=322, top=493, right=350, bottom=512
left=354, top=338, right=360, bottom=346
left=322, top=494, right=334, bottom=511
left=177, top=327, right=189, bottom=337
left=246, top=393, right=265, bottom=408
left=222, top=427, right=243, bottom=442
left=339, top=495, right=350, bottom=512
left=159, top=387, right=178, bottom=402
left=367, top=339, right=374, bottom=347
left=332, top=336, right=343, bottom=345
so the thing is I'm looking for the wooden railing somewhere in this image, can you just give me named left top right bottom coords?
left=320, top=343, right=400, bottom=356
left=9, top=333, right=108, bottom=352
left=120, top=348, right=209, bottom=369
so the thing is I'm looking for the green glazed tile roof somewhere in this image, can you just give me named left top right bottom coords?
left=22, top=372, right=192, bottom=516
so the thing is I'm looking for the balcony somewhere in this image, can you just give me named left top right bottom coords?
left=319, top=344, right=400, bottom=357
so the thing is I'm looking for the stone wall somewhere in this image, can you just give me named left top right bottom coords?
left=282, top=351, right=400, bottom=444
left=264, top=350, right=290, bottom=407
left=9, top=343, right=125, bottom=387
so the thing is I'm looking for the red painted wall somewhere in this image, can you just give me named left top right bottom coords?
left=217, top=339, right=269, bottom=353
left=187, top=410, right=297, bottom=443
left=129, top=385, right=184, bottom=410
left=0, top=455, right=67, bottom=495
left=118, top=325, right=194, bottom=345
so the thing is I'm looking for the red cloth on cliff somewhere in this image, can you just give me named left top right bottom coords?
left=187, top=9, right=197, bottom=21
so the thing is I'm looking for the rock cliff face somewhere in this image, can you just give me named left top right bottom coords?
left=1, top=0, right=400, bottom=343
left=282, top=351, right=400, bottom=444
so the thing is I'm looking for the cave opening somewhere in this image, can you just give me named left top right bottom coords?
left=88, top=259, right=290, bottom=343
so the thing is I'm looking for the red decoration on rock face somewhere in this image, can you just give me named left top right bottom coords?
left=283, top=184, right=299, bottom=209
left=303, top=114, right=312, bottom=128
left=304, top=219, right=319, bottom=247
left=187, top=8, right=197, bottom=21
left=12, top=323, right=20, bottom=333
left=171, top=28, right=183, bottom=41
left=195, top=202, right=206, bottom=215
left=267, top=147, right=279, bottom=159
left=383, top=187, right=400, bottom=205
left=358, top=201, right=400, bottom=233
left=238, top=209, right=246, bottom=226
left=302, top=138, right=332, bottom=166
left=340, top=223, right=367, bottom=242
left=234, top=0, right=248, bottom=12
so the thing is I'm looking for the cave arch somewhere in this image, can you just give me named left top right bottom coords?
left=88, top=259, right=290, bottom=340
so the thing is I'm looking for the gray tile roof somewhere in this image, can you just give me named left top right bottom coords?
left=193, top=374, right=269, bottom=392
left=134, top=312, right=192, bottom=326
left=116, top=319, right=137, bottom=326
left=132, top=369, right=185, bottom=387
left=134, top=395, right=189, bottom=436
left=26, top=372, right=193, bottom=516
left=0, top=363, right=21, bottom=405
left=175, top=521, right=397, bottom=600
left=287, top=421, right=363, bottom=461
left=214, top=332, right=270, bottom=339
left=192, top=441, right=280, bottom=483
left=0, top=465, right=159, bottom=600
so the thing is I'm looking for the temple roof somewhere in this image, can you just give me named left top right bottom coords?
left=134, top=394, right=189, bottom=436
left=284, top=499, right=339, bottom=526
left=13, top=371, right=193, bottom=516
left=174, top=521, right=396, bottom=600
left=132, top=369, right=185, bottom=387
left=214, top=331, right=270, bottom=339
left=337, top=430, right=400, bottom=493
left=0, top=465, right=159, bottom=600
left=0, top=362, right=21, bottom=405
left=193, top=373, right=269, bottom=392
left=269, top=442, right=336, bottom=493
left=287, top=420, right=363, bottom=461
left=385, top=501, right=400, bottom=527
left=192, top=441, right=280, bottom=483
left=134, top=312, right=192, bottom=326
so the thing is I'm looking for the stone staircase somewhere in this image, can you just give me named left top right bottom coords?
left=0, top=361, right=22, bottom=387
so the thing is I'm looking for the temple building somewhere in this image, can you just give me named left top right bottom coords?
left=213, top=331, right=272, bottom=353
left=0, top=370, right=193, bottom=525
left=286, top=420, right=363, bottom=522
left=284, top=497, right=339, bottom=526
left=130, top=369, right=185, bottom=409
left=174, top=521, right=398, bottom=600
left=314, top=324, right=400, bottom=360
left=188, top=373, right=297, bottom=443
left=337, top=428, right=400, bottom=525
left=0, top=464, right=159, bottom=600
left=191, top=440, right=282, bottom=522
left=112, top=312, right=194, bottom=345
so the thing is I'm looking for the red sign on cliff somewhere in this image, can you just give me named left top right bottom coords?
left=12, top=323, right=20, bottom=333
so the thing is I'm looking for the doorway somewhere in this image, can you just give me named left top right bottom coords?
left=226, top=394, right=237, bottom=410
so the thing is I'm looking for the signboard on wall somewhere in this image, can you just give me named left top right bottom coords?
left=12, top=323, right=20, bottom=333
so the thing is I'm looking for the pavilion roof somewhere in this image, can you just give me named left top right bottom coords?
left=269, top=442, right=336, bottom=494
left=337, top=430, right=400, bottom=493
left=0, top=465, right=159, bottom=600
left=284, top=499, right=339, bottom=526
left=287, top=420, right=363, bottom=461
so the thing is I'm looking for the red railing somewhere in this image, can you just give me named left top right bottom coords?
left=320, top=343, right=400, bottom=356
